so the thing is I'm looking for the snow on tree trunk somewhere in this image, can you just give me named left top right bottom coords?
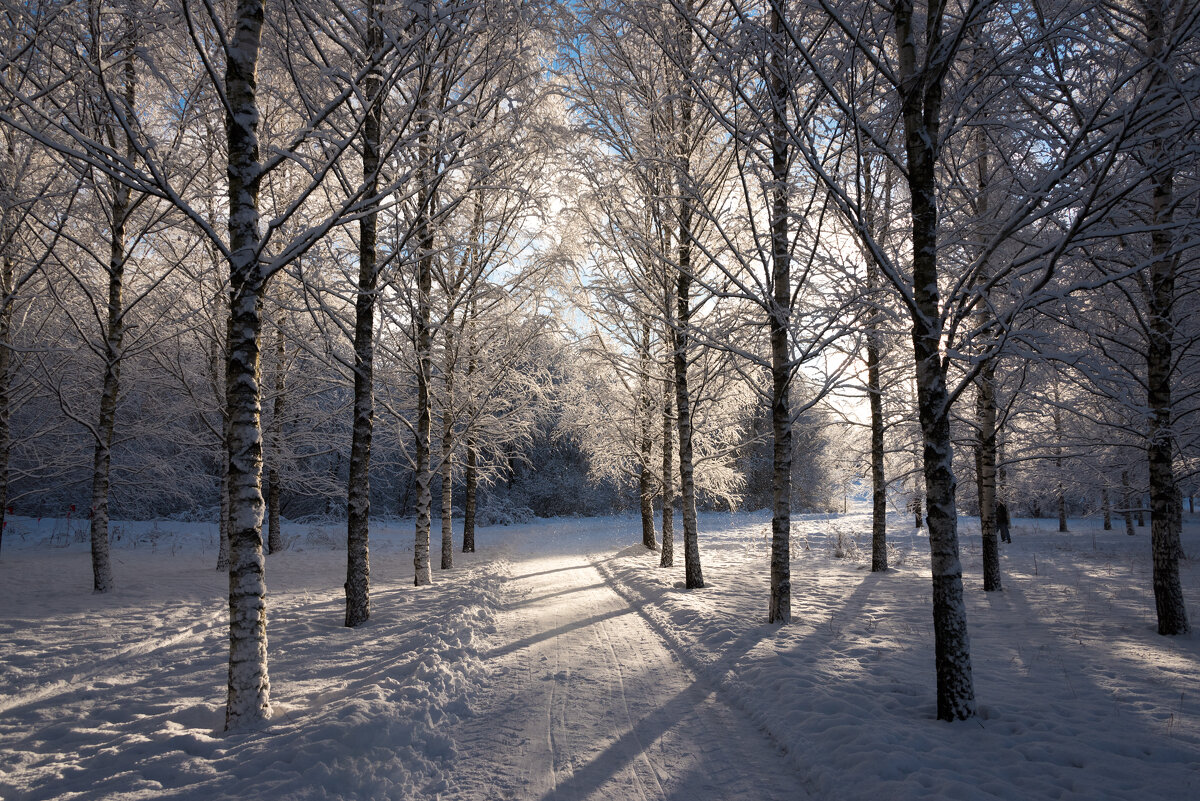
left=413, top=167, right=434, bottom=587
left=914, top=343, right=976, bottom=719
left=223, top=0, right=270, bottom=730
left=895, top=0, right=975, bottom=720
left=345, top=4, right=380, bottom=624
left=971, top=129, right=1000, bottom=590
left=639, top=319, right=656, bottom=551
left=0, top=261, right=9, bottom=557
left=1052, top=389, right=1067, bottom=533
left=867, top=333, right=886, bottom=572
left=89, top=42, right=137, bottom=595
left=660, top=338, right=675, bottom=569
left=462, top=433, right=477, bottom=553
left=267, top=321, right=284, bottom=555
left=1123, top=470, right=1135, bottom=536
left=977, top=362, right=1000, bottom=591
left=864, top=172, right=886, bottom=574
left=674, top=1, right=701, bottom=590
left=676, top=230, right=702, bottom=589
left=1102, top=488, right=1112, bottom=530
left=639, top=452, right=655, bottom=548
left=916, top=381, right=977, bottom=720
left=216, top=316, right=231, bottom=572
left=462, top=348, right=477, bottom=555
left=207, top=141, right=230, bottom=574
left=441, top=324, right=455, bottom=571
left=998, top=440, right=1007, bottom=499
left=414, top=282, right=433, bottom=586
left=88, top=252, right=122, bottom=594
left=0, top=128, right=14, bottom=557
left=912, top=437, right=923, bottom=530
left=767, top=6, right=791, bottom=623
left=411, top=43, right=435, bottom=587
left=1144, top=0, right=1188, bottom=636
left=218, top=445, right=231, bottom=571
left=440, top=438, right=453, bottom=569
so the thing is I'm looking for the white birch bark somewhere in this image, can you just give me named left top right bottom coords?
left=88, top=21, right=138, bottom=595
left=894, top=0, right=976, bottom=720
left=345, top=0, right=381, bottom=627
left=1141, top=0, right=1189, bottom=635
left=223, top=0, right=270, bottom=729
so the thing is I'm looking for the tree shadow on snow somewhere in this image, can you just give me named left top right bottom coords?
left=508, top=563, right=594, bottom=582
left=534, top=680, right=728, bottom=801
left=482, top=606, right=636, bottom=662
left=502, top=581, right=609, bottom=611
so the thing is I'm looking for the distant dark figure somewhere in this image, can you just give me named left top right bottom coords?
left=996, top=501, right=1012, bottom=543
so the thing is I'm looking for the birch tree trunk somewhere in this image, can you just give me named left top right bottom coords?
left=894, top=0, right=975, bottom=720
left=413, top=108, right=434, bottom=587
left=660, top=330, right=675, bottom=568
left=867, top=329, right=885, bottom=572
left=217, top=314, right=230, bottom=573
left=267, top=320, right=285, bottom=555
left=462, top=432, right=477, bottom=553
left=1052, top=387, right=1068, bottom=532
left=414, top=254, right=433, bottom=586
left=462, top=344, right=477, bottom=554
left=441, top=323, right=455, bottom=570
left=766, top=5, right=791, bottom=623
left=855, top=95, right=895, bottom=576
left=639, top=319, right=656, bottom=550
left=223, top=0, right=270, bottom=729
left=1123, top=470, right=1136, bottom=536
left=205, top=119, right=230, bottom=573
left=912, top=434, right=923, bottom=529
left=972, top=132, right=1000, bottom=591
left=674, top=0, right=702, bottom=590
left=865, top=165, right=887, bottom=572
left=218, top=445, right=231, bottom=570
left=89, top=210, right=123, bottom=593
left=0, top=129, right=15, bottom=556
left=675, top=229, right=701, bottom=589
left=866, top=246, right=887, bottom=571
left=89, top=37, right=138, bottom=594
left=977, top=363, right=1000, bottom=591
left=345, top=0, right=381, bottom=626
left=1143, top=0, right=1188, bottom=636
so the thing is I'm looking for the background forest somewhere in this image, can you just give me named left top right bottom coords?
left=1, top=0, right=1197, bottom=730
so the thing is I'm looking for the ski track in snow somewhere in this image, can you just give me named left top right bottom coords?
left=443, top=547, right=806, bottom=800
left=1, top=511, right=1198, bottom=799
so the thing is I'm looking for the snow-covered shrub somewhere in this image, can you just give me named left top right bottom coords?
left=168, top=506, right=220, bottom=523
left=297, top=524, right=340, bottom=550
left=475, top=498, right=534, bottom=527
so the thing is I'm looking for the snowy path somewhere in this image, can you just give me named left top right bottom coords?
left=445, top=549, right=809, bottom=800
left=4, top=513, right=1197, bottom=800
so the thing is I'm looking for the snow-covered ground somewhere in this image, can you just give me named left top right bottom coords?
left=1, top=509, right=1197, bottom=799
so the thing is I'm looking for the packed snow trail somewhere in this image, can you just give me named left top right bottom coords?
left=444, top=549, right=809, bottom=800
